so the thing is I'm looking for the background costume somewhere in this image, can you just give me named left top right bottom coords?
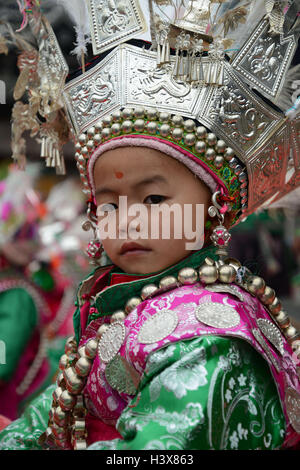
left=0, top=0, right=300, bottom=451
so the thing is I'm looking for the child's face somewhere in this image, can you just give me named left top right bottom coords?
left=93, top=146, right=211, bottom=274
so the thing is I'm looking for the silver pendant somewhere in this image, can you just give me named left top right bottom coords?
left=285, top=387, right=300, bottom=434
left=205, top=284, right=245, bottom=302
left=138, top=309, right=178, bottom=344
left=98, top=321, right=125, bottom=364
left=195, top=302, right=240, bottom=329
left=257, top=318, right=284, bottom=355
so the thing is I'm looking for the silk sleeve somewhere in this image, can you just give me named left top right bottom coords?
left=88, top=335, right=285, bottom=450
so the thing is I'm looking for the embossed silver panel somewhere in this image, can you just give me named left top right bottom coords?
left=88, top=0, right=146, bottom=55
left=257, top=318, right=284, bottom=355
left=195, top=302, right=240, bottom=329
left=63, top=48, right=121, bottom=134
left=98, top=321, right=126, bottom=363
left=198, top=61, right=284, bottom=162
left=138, top=309, right=178, bottom=344
left=231, top=18, right=297, bottom=103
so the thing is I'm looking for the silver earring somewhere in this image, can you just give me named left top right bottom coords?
left=82, top=203, right=103, bottom=265
left=208, top=191, right=231, bottom=261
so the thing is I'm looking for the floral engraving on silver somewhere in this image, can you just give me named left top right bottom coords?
left=252, top=328, right=281, bottom=373
left=285, top=387, right=300, bottom=433
left=205, top=285, right=245, bottom=302
left=195, top=302, right=240, bottom=329
left=98, top=321, right=126, bottom=364
left=88, top=0, right=146, bottom=55
left=231, top=18, right=297, bottom=103
left=138, top=309, right=179, bottom=344
left=257, top=318, right=284, bottom=355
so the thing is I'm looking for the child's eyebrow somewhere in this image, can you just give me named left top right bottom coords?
left=95, top=175, right=168, bottom=196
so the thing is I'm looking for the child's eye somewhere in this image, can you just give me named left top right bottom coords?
left=144, top=195, right=166, bottom=204
left=98, top=203, right=118, bottom=213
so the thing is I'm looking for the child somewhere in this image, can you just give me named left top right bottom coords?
left=0, top=0, right=300, bottom=451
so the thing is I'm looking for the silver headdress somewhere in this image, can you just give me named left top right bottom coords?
left=1, top=0, right=300, bottom=223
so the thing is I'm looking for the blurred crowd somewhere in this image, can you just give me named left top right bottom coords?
left=0, top=159, right=92, bottom=427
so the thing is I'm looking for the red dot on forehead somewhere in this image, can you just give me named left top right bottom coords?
left=114, top=171, right=124, bottom=179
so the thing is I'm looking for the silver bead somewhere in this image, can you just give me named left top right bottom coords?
left=146, top=121, right=157, bottom=134
left=159, top=276, right=178, bottom=289
left=229, top=157, right=238, bottom=168
left=240, top=188, right=247, bottom=197
left=93, top=133, right=102, bottom=145
left=75, top=143, right=81, bottom=152
left=214, top=156, right=224, bottom=168
left=199, top=264, right=218, bottom=284
left=184, top=133, right=196, bottom=146
left=224, top=147, right=235, bottom=161
left=216, top=140, right=226, bottom=153
left=87, top=140, right=94, bottom=152
left=125, top=297, right=142, bottom=314
left=140, top=284, right=158, bottom=300
left=146, top=108, right=158, bottom=120
left=172, top=115, right=184, bottom=126
left=121, top=108, right=133, bottom=119
left=134, top=107, right=145, bottom=118
left=269, top=298, right=282, bottom=315
left=205, top=148, right=216, bottom=161
left=259, top=286, right=276, bottom=305
left=239, top=172, right=247, bottom=183
left=94, top=122, right=103, bottom=133
left=207, top=133, right=217, bottom=146
left=196, top=126, right=207, bottom=139
left=159, top=112, right=170, bottom=122
left=184, top=119, right=196, bottom=132
left=84, top=338, right=98, bottom=359
left=172, top=127, right=183, bottom=141
left=96, top=323, right=110, bottom=340
left=121, top=120, right=133, bottom=133
left=247, top=276, right=266, bottom=296
left=74, top=356, right=93, bottom=377
left=218, top=264, right=236, bottom=283
left=178, top=267, right=198, bottom=285
left=101, top=128, right=111, bottom=139
left=195, top=141, right=206, bottom=153
left=58, top=390, right=77, bottom=411
left=111, top=123, right=121, bottom=135
left=234, top=165, right=243, bottom=175
left=87, top=127, right=95, bottom=138
left=111, top=110, right=122, bottom=122
left=77, top=154, right=85, bottom=165
left=160, top=123, right=171, bottom=137
left=78, top=134, right=87, bottom=146
left=110, top=310, right=127, bottom=323
left=102, top=116, right=112, bottom=126
left=283, top=325, right=298, bottom=340
left=59, top=354, right=69, bottom=370
left=134, top=119, right=145, bottom=132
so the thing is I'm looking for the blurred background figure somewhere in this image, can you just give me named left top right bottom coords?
left=0, top=162, right=90, bottom=422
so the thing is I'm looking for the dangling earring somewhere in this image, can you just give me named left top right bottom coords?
left=208, top=191, right=231, bottom=261
left=82, top=203, right=103, bottom=265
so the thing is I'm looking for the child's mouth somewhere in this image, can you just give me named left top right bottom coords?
left=120, top=242, right=152, bottom=256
